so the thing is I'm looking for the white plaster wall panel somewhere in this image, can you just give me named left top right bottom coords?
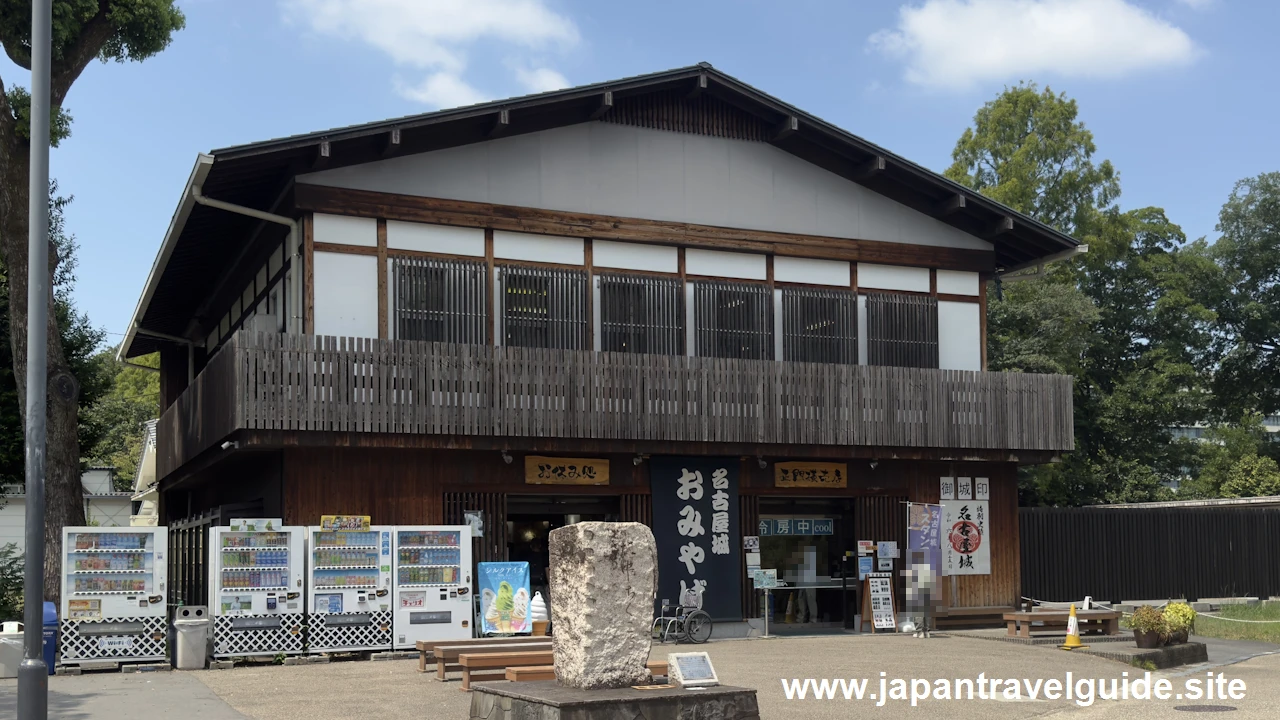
left=313, top=251, right=378, bottom=338
left=493, top=231, right=584, bottom=265
left=589, top=123, right=639, bottom=215
left=314, top=213, right=377, bottom=247
left=857, top=263, right=931, bottom=293
left=774, top=257, right=850, bottom=287
left=936, top=269, right=980, bottom=296
left=682, top=134, right=732, bottom=227
left=299, top=123, right=992, bottom=251
left=386, top=221, right=485, bottom=256
left=0, top=497, right=26, bottom=552
left=488, top=132, right=544, bottom=208
left=857, top=295, right=869, bottom=365
left=938, top=301, right=982, bottom=371
left=635, top=128, right=686, bottom=220
left=685, top=248, right=766, bottom=280
left=592, top=240, right=679, bottom=273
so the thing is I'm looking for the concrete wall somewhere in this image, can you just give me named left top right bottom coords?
left=299, top=122, right=993, bottom=252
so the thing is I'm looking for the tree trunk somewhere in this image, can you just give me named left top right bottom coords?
left=0, top=124, right=85, bottom=609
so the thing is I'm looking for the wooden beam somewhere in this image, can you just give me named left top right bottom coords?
left=377, top=219, right=388, bottom=339
left=935, top=194, right=966, bottom=216
left=310, top=140, right=331, bottom=170
left=986, top=216, right=1015, bottom=238
left=380, top=128, right=402, bottom=158
left=488, top=109, right=510, bottom=138
left=772, top=116, right=799, bottom=142
left=687, top=73, right=707, bottom=99
left=589, top=91, right=614, bottom=120
left=294, top=184, right=999, bottom=273
left=303, top=214, right=315, bottom=334
left=852, top=155, right=885, bottom=181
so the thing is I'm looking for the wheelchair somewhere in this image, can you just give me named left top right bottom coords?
left=651, top=588, right=713, bottom=644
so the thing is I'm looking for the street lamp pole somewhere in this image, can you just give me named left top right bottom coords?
left=18, top=0, right=54, bottom=718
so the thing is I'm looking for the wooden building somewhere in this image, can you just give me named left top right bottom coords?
left=121, top=64, right=1075, bottom=625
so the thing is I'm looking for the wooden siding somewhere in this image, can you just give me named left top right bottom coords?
left=283, top=447, right=444, bottom=525
left=158, top=330, right=1073, bottom=478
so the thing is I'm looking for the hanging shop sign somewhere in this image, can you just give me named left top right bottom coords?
left=941, top=500, right=991, bottom=576
left=651, top=457, right=741, bottom=622
left=320, top=515, right=371, bottom=532
left=478, top=562, right=532, bottom=635
left=524, top=456, right=610, bottom=485
left=757, top=518, right=834, bottom=536
left=774, top=462, right=848, bottom=489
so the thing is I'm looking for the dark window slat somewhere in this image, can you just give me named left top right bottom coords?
left=866, top=292, right=939, bottom=369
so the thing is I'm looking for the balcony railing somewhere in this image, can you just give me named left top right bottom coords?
left=158, top=331, right=1074, bottom=477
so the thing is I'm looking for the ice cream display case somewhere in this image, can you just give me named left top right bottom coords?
left=59, top=527, right=168, bottom=665
left=209, top=519, right=306, bottom=658
left=306, top=525, right=393, bottom=652
left=391, top=526, right=473, bottom=649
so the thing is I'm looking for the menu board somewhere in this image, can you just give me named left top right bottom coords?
left=864, top=574, right=897, bottom=631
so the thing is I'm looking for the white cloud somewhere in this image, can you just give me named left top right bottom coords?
left=1175, top=0, right=1214, bottom=8
left=869, top=0, right=1200, bottom=90
left=281, top=0, right=579, bottom=108
left=513, top=66, right=571, bottom=94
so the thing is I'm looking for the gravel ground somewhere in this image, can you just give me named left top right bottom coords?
left=190, top=634, right=1280, bottom=720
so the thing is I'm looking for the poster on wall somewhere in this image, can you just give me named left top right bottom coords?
left=650, top=457, right=741, bottom=622
left=941, top=500, right=990, bottom=575
left=907, top=502, right=943, bottom=614
left=478, top=562, right=531, bottom=635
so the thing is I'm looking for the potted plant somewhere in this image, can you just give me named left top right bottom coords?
left=1164, top=602, right=1196, bottom=644
left=1130, top=605, right=1166, bottom=649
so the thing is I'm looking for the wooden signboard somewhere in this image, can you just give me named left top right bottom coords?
left=774, top=462, right=848, bottom=489
left=525, top=456, right=610, bottom=485
left=861, top=574, right=897, bottom=633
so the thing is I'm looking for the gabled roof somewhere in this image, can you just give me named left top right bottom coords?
left=122, top=63, right=1079, bottom=358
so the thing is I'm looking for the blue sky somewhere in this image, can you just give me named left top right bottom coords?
left=2, top=0, right=1276, bottom=342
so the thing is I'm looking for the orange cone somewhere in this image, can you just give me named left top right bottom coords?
left=1060, top=604, right=1088, bottom=650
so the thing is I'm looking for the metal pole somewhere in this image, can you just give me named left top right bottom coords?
left=19, top=1, right=53, bottom=717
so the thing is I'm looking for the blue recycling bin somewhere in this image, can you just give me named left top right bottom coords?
left=42, top=601, right=56, bottom=675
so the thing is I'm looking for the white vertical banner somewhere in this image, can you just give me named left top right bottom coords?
left=939, top=477, right=955, bottom=501
left=941, top=500, right=990, bottom=576
left=975, top=477, right=990, bottom=501
left=957, top=477, right=973, bottom=500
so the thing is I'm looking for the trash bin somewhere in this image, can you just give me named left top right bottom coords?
left=42, top=602, right=56, bottom=676
left=174, top=606, right=210, bottom=670
left=0, top=622, right=22, bottom=679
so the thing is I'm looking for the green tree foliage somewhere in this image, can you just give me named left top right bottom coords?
left=1207, top=173, right=1280, bottom=419
left=81, top=349, right=158, bottom=488
left=1220, top=454, right=1280, bottom=499
left=948, top=83, right=1219, bottom=505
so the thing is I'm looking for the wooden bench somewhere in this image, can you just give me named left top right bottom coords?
left=416, top=637, right=550, bottom=676
left=505, top=661, right=670, bottom=682
left=431, top=640, right=553, bottom=681
left=459, top=650, right=553, bottom=690
left=1003, top=609, right=1121, bottom=639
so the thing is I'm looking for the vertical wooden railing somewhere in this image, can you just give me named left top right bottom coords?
left=158, top=331, right=1075, bottom=477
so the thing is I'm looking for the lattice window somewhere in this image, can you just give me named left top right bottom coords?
left=392, top=256, right=487, bottom=344
left=694, top=281, right=773, bottom=360
left=865, top=292, right=939, bottom=369
left=498, top=265, right=588, bottom=350
left=598, top=274, right=684, bottom=355
left=781, top=287, right=857, bottom=364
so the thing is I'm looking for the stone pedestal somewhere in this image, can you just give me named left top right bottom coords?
left=549, top=522, right=657, bottom=690
left=470, top=681, right=761, bottom=720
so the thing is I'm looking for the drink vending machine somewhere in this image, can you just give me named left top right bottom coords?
left=392, top=525, right=473, bottom=649
left=306, top=524, right=393, bottom=651
left=60, top=527, right=168, bottom=665
left=209, top=519, right=306, bottom=658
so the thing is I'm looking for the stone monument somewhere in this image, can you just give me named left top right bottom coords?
left=468, top=521, right=759, bottom=720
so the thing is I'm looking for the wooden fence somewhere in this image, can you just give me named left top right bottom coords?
left=1021, top=506, right=1280, bottom=602
left=159, top=331, right=1074, bottom=476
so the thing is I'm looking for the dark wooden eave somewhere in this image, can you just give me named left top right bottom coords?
left=124, top=62, right=1078, bottom=358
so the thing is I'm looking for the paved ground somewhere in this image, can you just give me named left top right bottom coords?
left=0, top=671, right=246, bottom=720
left=4, top=634, right=1276, bottom=719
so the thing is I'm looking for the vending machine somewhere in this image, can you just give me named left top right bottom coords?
left=209, top=519, right=306, bottom=658
left=60, top=527, right=168, bottom=665
left=306, top=524, right=394, bottom=652
left=391, top=525, right=473, bottom=649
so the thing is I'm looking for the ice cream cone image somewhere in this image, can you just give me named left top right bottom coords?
left=486, top=581, right=516, bottom=632
left=512, top=588, right=529, bottom=632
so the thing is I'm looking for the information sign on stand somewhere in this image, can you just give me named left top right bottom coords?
left=667, top=652, right=720, bottom=688
left=861, top=573, right=897, bottom=633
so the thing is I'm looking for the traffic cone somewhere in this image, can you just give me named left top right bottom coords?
left=1060, top=604, right=1088, bottom=650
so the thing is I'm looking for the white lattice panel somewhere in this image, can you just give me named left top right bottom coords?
left=213, top=614, right=306, bottom=657
left=60, top=616, right=167, bottom=664
left=308, top=611, right=392, bottom=651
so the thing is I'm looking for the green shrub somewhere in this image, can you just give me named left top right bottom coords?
left=1129, top=605, right=1167, bottom=636
left=1165, top=602, right=1197, bottom=633
left=0, top=543, right=22, bottom=621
